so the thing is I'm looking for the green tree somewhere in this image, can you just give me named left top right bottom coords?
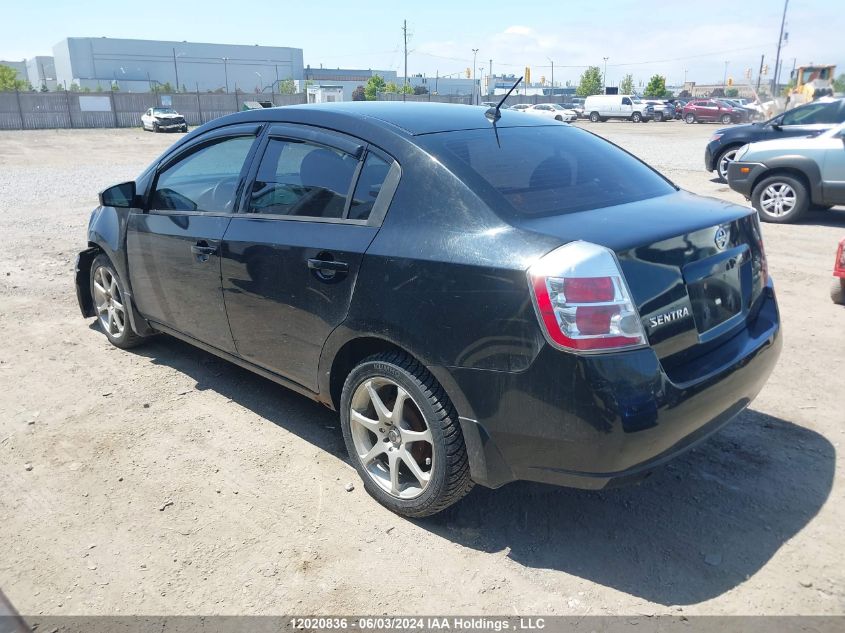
left=0, top=64, right=28, bottom=91
left=576, top=66, right=603, bottom=97
left=82, top=86, right=91, bottom=93
left=643, top=74, right=667, bottom=98
left=160, top=81, right=174, bottom=93
left=278, top=78, right=297, bottom=94
left=39, top=84, right=49, bottom=92
left=69, top=83, right=80, bottom=92
left=111, top=82, right=120, bottom=92
left=364, top=75, right=386, bottom=100
left=834, top=73, right=845, bottom=93
left=413, top=85, right=429, bottom=95
left=725, top=87, right=739, bottom=97
left=619, top=73, right=634, bottom=95
left=351, top=85, right=366, bottom=101
left=384, top=81, right=400, bottom=93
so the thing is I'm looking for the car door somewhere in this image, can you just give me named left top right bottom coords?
left=126, top=123, right=262, bottom=353
left=621, top=97, right=633, bottom=117
left=221, top=124, right=400, bottom=391
left=821, top=128, right=845, bottom=203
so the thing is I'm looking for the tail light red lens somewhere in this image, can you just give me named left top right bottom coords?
left=528, top=241, right=647, bottom=353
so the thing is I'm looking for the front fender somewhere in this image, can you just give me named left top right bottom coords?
left=758, top=155, right=824, bottom=204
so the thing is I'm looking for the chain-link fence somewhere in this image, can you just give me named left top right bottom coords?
left=0, top=90, right=307, bottom=130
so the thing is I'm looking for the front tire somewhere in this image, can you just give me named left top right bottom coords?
left=752, top=174, right=809, bottom=224
left=716, top=146, right=740, bottom=182
left=340, top=352, right=473, bottom=518
left=153, top=123, right=160, bottom=133
left=90, top=254, right=144, bottom=349
left=832, top=278, right=845, bottom=305
left=721, top=114, right=733, bottom=124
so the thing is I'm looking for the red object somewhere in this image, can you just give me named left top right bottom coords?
left=834, top=238, right=845, bottom=278
left=531, top=277, right=640, bottom=351
left=563, top=277, right=615, bottom=303
left=683, top=99, right=738, bottom=122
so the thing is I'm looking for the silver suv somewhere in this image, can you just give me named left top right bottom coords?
left=727, top=122, right=845, bottom=223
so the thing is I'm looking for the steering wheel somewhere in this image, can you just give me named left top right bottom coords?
left=210, top=177, right=239, bottom=212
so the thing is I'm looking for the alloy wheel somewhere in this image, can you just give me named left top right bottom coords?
left=92, top=266, right=126, bottom=338
left=718, top=148, right=738, bottom=181
left=349, top=376, right=433, bottom=500
left=759, top=182, right=797, bottom=217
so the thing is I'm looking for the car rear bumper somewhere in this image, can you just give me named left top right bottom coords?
left=727, top=161, right=767, bottom=198
left=449, top=286, right=781, bottom=490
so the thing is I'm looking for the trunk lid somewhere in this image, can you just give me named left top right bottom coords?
left=515, top=191, right=768, bottom=370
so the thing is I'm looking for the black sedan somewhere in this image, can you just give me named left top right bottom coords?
left=705, top=97, right=845, bottom=182
left=76, top=102, right=781, bottom=517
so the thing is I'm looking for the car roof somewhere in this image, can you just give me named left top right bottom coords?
left=219, top=101, right=553, bottom=136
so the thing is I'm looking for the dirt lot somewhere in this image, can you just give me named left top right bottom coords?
left=1, top=121, right=843, bottom=616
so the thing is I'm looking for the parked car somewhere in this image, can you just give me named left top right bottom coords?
left=644, top=100, right=675, bottom=122
left=525, top=103, right=578, bottom=122
left=832, top=238, right=845, bottom=305
left=584, top=94, right=654, bottom=122
left=683, top=99, right=742, bottom=125
left=77, top=102, right=781, bottom=517
left=141, top=107, right=188, bottom=133
left=706, top=97, right=845, bottom=181
left=671, top=99, right=690, bottom=119
left=561, top=101, right=584, bottom=118
left=727, top=122, right=845, bottom=223
left=722, top=98, right=764, bottom=121
left=510, top=103, right=532, bottom=112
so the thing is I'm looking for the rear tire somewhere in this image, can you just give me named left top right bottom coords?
left=752, top=174, right=809, bottom=224
left=685, top=113, right=696, bottom=124
left=339, top=351, right=473, bottom=518
left=655, top=112, right=664, bottom=122
left=589, top=111, right=600, bottom=122
left=90, top=254, right=145, bottom=349
left=832, top=278, right=845, bottom=305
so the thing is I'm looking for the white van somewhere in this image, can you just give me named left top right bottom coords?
left=583, top=95, right=654, bottom=123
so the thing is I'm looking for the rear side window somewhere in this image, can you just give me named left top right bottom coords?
left=348, top=152, right=390, bottom=221
left=781, top=101, right=843, bottom=125
left=423, top=126, right=674, bottom=218
left=248, top=138, right=358, bottom=218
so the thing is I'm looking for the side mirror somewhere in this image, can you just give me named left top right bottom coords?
left=99, top=181, right=137, bottom=208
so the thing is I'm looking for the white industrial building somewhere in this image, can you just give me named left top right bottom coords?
left=52, top=37, right=304, bottom=92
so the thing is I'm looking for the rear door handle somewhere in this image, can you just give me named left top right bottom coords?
left=191, top=240, right=218, bottom=262
left=307, top=259, right=349, bottom=273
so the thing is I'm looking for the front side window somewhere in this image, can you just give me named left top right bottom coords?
left=622, top=97, right=632, bottom=106
left=151, top=135, right=255, bottom=213
left=423, top=125, right=674, bottom=218
left=247, top=138, right=358, bottom=218
left=781, top=101, right=842, bottom=125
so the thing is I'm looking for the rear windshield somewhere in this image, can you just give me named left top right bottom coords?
left=422, top=125, right=674, bottom=217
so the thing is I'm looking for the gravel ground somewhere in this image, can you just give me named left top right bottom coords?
left=0, top=122, right=843, bottom=616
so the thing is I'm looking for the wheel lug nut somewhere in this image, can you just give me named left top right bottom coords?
left=425, top=457, right=431, bottom=466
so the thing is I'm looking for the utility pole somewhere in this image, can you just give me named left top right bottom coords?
left=547, top=57, right=554, bottom=98
left=488, top=59, right=492, bottom=96
left=472, top=48, right=479, bottom=104
left=402, top=19, right=408, bottom=102
left=723, top=60, right=729, bottom=89
left=602, top=57, right=609, bottom=93
left=172, top=48, right=179, bottom=90
left=772, top=0, right=788, bottom=97
left=222, top=57, right=229, bottom=93
left=756, top=54, right=765, bottom=92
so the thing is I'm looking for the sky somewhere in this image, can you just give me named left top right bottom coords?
left=3, top=0, right=843, bottom=88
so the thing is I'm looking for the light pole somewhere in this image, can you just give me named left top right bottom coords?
left=172, top=48, right=183, bottom=91
left=255, top=71, right=263, bottom=93
left=472, top=48, right=479, bottom=104
left=602, top=57, right=609, bottom=93
left=221, top=57, right=229, bottom=93
left=547, top=57, right=554, bottom=97
left=683, top=68, right=688, bottom=87
left=723, top=60, right=729, bottom=89
left=772, top=0, right=788, bottom=97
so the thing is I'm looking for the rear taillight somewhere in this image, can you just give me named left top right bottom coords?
left=751, top=214, right=769, bottom=288
left=528, top=241, right=646, bottom=353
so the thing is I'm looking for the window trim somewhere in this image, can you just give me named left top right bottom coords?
left=144, top=123, right=264, bottom=216
left=235, top=124, right=400, bottom=227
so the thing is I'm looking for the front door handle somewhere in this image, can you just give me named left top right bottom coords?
left=191, top=240, right=218, bottom=263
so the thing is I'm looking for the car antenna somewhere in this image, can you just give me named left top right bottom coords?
left=485, top=76, right=522, bottom=123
